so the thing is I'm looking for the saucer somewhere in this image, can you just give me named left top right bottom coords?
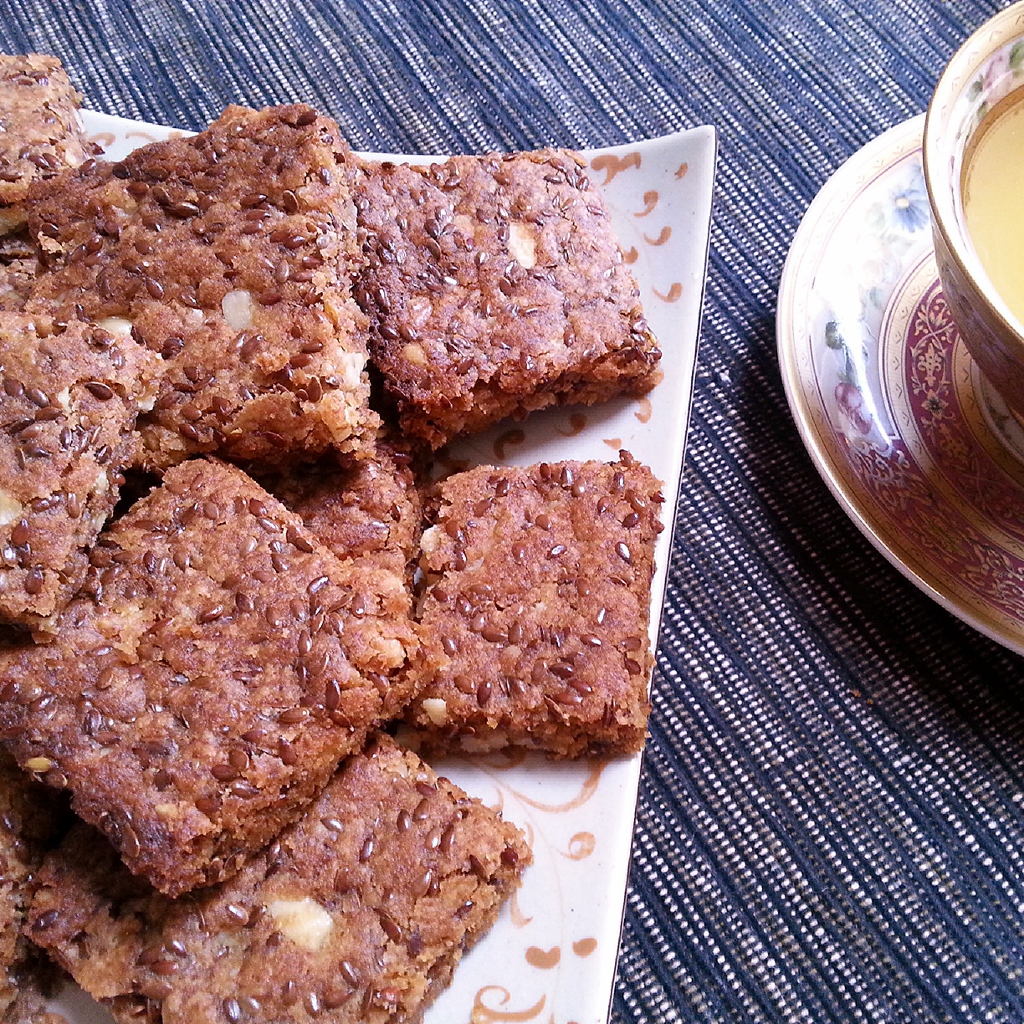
left=778, top=114, right=1024, bottom=656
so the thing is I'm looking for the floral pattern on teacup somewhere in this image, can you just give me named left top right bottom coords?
left=959, top=38, right=1024, bottom=141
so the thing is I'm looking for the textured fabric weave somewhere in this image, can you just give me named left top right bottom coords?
left=2, top=1, right=1023, bottom=1021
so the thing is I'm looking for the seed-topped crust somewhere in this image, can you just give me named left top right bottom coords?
left=27, top=733, right=530, bottom=1024
left=0, top=55, right=90, bottom=235
left=25, top=103, right=377, bottom=466
left=406, top=452, right=663, bottom=757
left=0, top=748, right=65, bottom=1023
left=354, top=150, right=662, bottom=448
left=0, top=459, right=419, bottom=896
left=257, top=439, right=423, bottom=585
left=0, top=311, right=160, bottom=631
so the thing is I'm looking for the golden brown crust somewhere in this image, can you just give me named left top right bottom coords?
left=27, top=734, right=530, bottom=1024
left=0, top=748, right=64, bottom=1021
left=0, top=311, right=160, bottom=630
left=406, top=452, right=664, bottom=757
left=256, top=439, right=423, bottom=584
left=0, top=459, right=419, bottom=896
left=0, top=56, right=89, bottom=231
left=26, top=104, right=377, bottom=466
left=354, top=150, right=662, bottom=447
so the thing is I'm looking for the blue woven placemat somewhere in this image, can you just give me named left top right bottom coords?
left=3, top=2, right=1023, bottom=1021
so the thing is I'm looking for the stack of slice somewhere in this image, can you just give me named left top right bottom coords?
left=0, top=53, right=666, bottom=1024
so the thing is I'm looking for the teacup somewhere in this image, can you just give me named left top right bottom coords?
left=923, top=1, right=1024, bottom=423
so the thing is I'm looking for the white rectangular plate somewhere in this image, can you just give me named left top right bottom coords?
left=48, top=110, right=717, bottom=1024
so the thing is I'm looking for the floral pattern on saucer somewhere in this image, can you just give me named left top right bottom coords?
left=778, top=115, right=1024, bottom=654
left=819, top=156, right=931, bottom=452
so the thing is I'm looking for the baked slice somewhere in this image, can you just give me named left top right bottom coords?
left=0, top=748, right=65, bottom=1023
left=354, top=149, right=662, bottom=447
left=258, top=439, right=422, bottom=584
left=26, top=103, right=377, bottom=466
left=0, top=459, right=418, bottom=896
left=0, top=310, right=159, bottom=631
left=0, top=55, right=91, bottom=235
left=405, top=452, right=664, bottom=757
left=27, top=733, right=530, bottom=1024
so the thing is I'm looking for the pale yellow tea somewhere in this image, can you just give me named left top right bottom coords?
left=962, top=91, right=1024, bottom=326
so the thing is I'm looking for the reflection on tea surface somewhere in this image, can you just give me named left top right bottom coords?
left=962, top=90, right=1024, bottom=327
